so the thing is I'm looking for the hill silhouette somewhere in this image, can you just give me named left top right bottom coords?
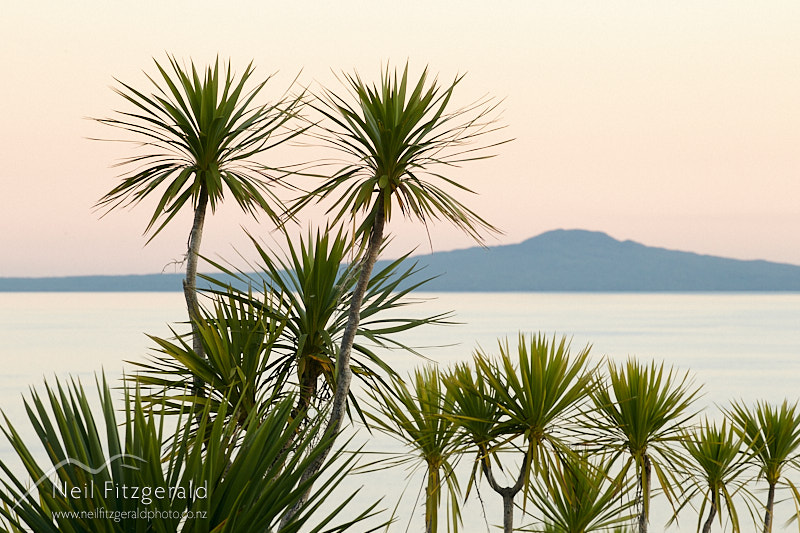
left=2, top=229, right=799, bottom=292
left=401, top=229, right=800, bottom=291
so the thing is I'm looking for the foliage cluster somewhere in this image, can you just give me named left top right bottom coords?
left=370, top=337, right=800, bottom=533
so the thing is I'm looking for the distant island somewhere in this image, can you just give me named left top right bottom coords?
left=3, top=229, right=800, bottom=292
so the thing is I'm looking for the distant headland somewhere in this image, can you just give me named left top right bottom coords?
left=3, top=229, right=800, bottom=292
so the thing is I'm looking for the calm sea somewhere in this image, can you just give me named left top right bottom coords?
left=1, top=292, right=799, bottom=531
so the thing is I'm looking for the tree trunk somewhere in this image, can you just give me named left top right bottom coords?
left=502, top=493, right=515, bottom=533
left=763, top=482, right=776, bottom=533
left=326, top=201, right=385, bottom=437
left=184, top=187, right=208, bottom=398
left=638, top=454, right=651, bottom=533
left=426, top=465, right=440, bottom=533
left=481, top=451, right=527, bottom=533
left=702, top=494, right=717, bottom=533
left=280, top=198, right=386, bottom=526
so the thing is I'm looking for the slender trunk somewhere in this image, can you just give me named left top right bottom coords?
left=481, top=451, right=528, bottom=533
left=184, top=187, right=208, bottom=397
left=327, top=200, right=385, bottom=437
left=702, top=494, right=717, bottom=533
left=502, top=494, right=514, bottom=533
left=638, top=454, right=651, bottom=533
left=426, top=465, right=439, bottom=533
left=763, top=481, right=776, bottom=533
left=280, top=198, right=386, bottom=526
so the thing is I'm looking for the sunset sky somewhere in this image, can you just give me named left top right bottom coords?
left=3, top=2, right=800, bottom=277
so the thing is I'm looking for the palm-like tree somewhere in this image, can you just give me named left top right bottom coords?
left=200, top=228, right=450, bottom=421
left=677, top=418, right=751, bottom=533
left=443, top=360, right=504, bottom=494
left=445, top=359, right=524, bottom=533
left=366, top=366, right=462, bottom=533
left=133, top=229, right=448, bottom=445
left=726, top=400, right=800, bottom=533
left=0, top=377, right=380, bottom=533
left=96, top=56, right=303, bottom=375
left=131, top=289, right=289, bottom=426
left=446, top=334, right=595, bottom=533
left=591, top=359, right=701, bottom=533
left=284, top=63, right=506, bottom=519
left=529, top=451, right=636, bottom=533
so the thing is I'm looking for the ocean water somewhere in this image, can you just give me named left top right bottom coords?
left=1, top=292, right=799, bottom=531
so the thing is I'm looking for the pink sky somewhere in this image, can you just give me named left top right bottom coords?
left=2, top=2, right=800, bottom=277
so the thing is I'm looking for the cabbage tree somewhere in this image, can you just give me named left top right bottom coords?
left=366, top=366, right=461, bottom=533
left=284, top=64, right=506, bottom=521
left=0, top=377, right=380, bottom=532
left=591, top=359, right=701, bottom=533
left=529, top=451, right=636, bottom=533
left=446, top=334, right=595, bottom=533
left=726, top=400, right=800, bottom=533
left=202, top=228, right=450, bottom=423
left=96, top=56, right=303, bottom=377
left=675, top=418, right=751, bottom=533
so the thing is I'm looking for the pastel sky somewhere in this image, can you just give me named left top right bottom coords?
left=3, top=2, right=799, bottom=277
